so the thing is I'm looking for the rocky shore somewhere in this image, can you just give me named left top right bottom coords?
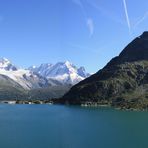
left=0, top=100, right=54, bottom=105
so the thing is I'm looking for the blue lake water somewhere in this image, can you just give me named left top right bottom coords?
left=0, top=104, right=148, bottom=148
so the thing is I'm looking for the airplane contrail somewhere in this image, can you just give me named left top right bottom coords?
left=72, top=0, right=94, bottom=37
left=87, top=18, right=94, bottom=36
left=123, top=0, right=131, bottom=33
left=87, top=1, right=125, bottom=26
left=133, top=11, right=148, bottom=30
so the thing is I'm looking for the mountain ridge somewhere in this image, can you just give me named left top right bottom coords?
left=0, top=58, right=90, bottom=100
left=29, top=61, right=90, bottom=85
left=62, top=32, right=148, bottom=110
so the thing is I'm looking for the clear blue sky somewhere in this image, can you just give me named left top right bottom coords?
left=0, top=0, right=148, bottom=73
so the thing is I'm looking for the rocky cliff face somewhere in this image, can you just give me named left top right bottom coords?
left=62, top=32, right=148, bottom=109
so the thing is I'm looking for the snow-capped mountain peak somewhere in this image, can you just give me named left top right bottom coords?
left=64, top=60, right=73, bottom=67
left=29, top=61, right=91, bottom=85
left=0, top=58, right=11, bottom=67
left=29, top=63, right=53, bottom=76
left=0, top=58, right=57, bottom=90
left=0, top=58, right=90, bottom=90
left=0, top=58, right=18, bottom=71
left=0, top=57, right=10, bottom=63
left=77, top=66, right=90, bottom=77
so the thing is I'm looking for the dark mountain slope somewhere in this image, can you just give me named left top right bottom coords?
left=62, top=32, right=148, bottom=109
left=0, top=74, right=27, bottom=99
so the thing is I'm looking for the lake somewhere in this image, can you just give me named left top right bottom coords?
left=0, top=104, right=148, bottom=148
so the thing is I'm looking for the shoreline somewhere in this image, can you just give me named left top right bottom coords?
left=0, top=100, right=54, bottom=105
left=0, top=100, right=146, bottom=111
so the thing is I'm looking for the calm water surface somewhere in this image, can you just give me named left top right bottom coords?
left=0, top=104, right=148, bottom=148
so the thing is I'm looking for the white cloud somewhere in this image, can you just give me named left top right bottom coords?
left=87, top=1, right=125, bottom=26
left=72, top=0, right=82, bottom=7
left=123, top=0, right=131, bottom=33
left=72, top=0, right=94, bottom=37
left=133, top=11, right=148, bottom=30
left=87, top=18, right=94, bottom=37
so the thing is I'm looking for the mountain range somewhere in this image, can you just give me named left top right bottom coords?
left=29, top=61, right=90, bottom=85
left=62, top=32, right=148, bottom=110
left=0, top=58, right=90, bottom=100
